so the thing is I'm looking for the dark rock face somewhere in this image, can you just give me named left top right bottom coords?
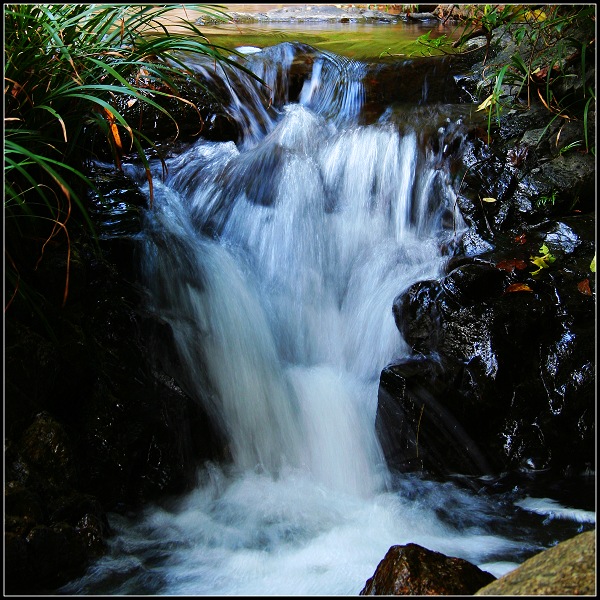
left=363, top=55, right=468, bottom=109
left=4, top=170, right=227, bottom=594
left=377, top=14, right=596, bottom=480
left=360, top=543, right=496, bottom=595
left=377, top=358, right=496, bottom=476
left=25, top=523, right=88, bottom=587
left=379, top=215, right=595, bottom=477
left=458, top=127, right=596, bottom=237
left=120, top=76, right=240, bottom=145
left=88, top=74, right=241, bottom=164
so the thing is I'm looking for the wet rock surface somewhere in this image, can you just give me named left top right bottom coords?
left=360, top=543, right=496, bottom=595
left=120, top=77, right=240, bottom=145
left=377, top=13, right=596, bottom=480
left=4, top=170, right=227, bottom=594
left=379, top=215, right=595, bottom=477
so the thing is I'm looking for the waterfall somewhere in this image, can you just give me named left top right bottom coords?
left=139, top=81, right=461, bottom=494
left=60, top=43, right=591, bottom=596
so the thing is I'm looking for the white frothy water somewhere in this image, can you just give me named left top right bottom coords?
left=65, top=465, right=535, bottom=595
left=62, top=45, right=594, bottom=595
left=140, top=103, right=439, bottom=493
left=515, top=497, right=597, bottom=524
left=144, top=102, right=460, bottom=492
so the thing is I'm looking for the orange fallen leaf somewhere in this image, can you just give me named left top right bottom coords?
left=496, top=258, right=528, bottom=272
left=577, top=279, right=592, bottom=296
left=504, top=283, right=533, bottom=293
left=103, top=107, right=123, bottom=169
left=514, top=233, right=527, bottom=245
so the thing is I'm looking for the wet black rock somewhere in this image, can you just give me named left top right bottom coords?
left=379, top=14, right=596, bottom=481
left=4, top=168, right=227, bottom=594
left=380, top=215, right=595, bottom=478
left=26, top=523, right=88, bottom=588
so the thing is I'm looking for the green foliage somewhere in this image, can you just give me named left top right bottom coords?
left=415, top=5, right=522, bottom=59
left=414, top=31, right=453, bottom=56
left=536, top=190, right=558, bottom=207
left=530, top=243, right=557, bottom=275
left=583, top=87, right=596, bottom=155
left=426, top=5, right=595, bottom=152
left=591, top=254, right=596, bottom=273
left=558, top=140, right=583, bottom=155
left=476, top=64, right=509, bottom=144
left=484, top=6, right=593, bottom=149
left=460, top=4, right=520, bottom=61
left=4, top=4, right=252, bottom=311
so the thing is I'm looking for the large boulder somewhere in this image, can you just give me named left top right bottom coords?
left=476, top=529, right=596, bottom=595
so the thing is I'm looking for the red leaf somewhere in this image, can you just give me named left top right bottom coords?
left=496, top=258, right=528, bottom=272
left=514, top=233, right=527, bottom=245
left=577, top=279, right=592, bottom=296
left=504, top=283, right=533, bottom=294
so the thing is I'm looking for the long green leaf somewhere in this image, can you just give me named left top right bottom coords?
left=6, top=138, right=96, bottom=233
left=4, top=2, right=263, bottom=314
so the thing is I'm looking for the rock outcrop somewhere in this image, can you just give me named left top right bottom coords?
left=377, top=10, right=596, bottom=479
left=476, top=529, right=596, bottom=595
left=4, top=170, right=227, bottom=594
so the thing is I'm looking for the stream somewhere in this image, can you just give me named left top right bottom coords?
left=60, top=39, right=595, bottom=595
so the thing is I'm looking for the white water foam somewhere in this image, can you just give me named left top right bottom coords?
left=62, top=467, right=531, bottom=595
left=515, top=497, right=597, bottom=524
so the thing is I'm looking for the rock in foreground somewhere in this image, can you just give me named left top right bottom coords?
left=476, top=530, right=596, bottom=595
left=360, top=543, right=496, bottom=595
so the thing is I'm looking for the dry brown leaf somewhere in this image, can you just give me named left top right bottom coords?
left=514, top=233, right=527, bottom=245
left=577, top=279, right=592, bottom=296
left=496, top=258, right=528, bottom=272
left=504, top=283, right=533, bottom=294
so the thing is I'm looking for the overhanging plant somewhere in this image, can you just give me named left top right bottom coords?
left=4, top=4, right=263, bottom=312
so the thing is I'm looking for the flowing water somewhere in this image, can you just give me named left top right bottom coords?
left=61, top=43, right=595, bottom=595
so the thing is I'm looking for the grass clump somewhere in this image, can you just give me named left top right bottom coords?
left=4, top=4, right=254, bottom=312
left=417, top=5, right=596, bottom=149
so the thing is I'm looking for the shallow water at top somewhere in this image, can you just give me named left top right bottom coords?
left=149, top=4, right=460, bottom=59
left=204, top=20, right=458, bottom=59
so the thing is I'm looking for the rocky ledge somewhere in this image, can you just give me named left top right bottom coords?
left=476, top=529, right=596, bottom=595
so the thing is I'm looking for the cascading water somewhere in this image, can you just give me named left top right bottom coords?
left=61, top=43, right=594, bottom=595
